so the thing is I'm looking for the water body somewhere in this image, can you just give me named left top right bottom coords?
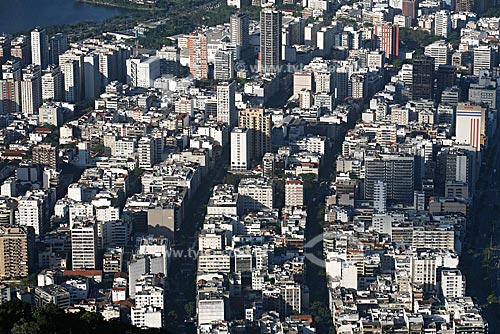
left=0, top=0, right=130, bottom=34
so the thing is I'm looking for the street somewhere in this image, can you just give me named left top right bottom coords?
left=461, top=126, right=500, bottom=332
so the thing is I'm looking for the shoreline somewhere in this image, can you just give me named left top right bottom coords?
left=78, top=0, right=159, bottom=11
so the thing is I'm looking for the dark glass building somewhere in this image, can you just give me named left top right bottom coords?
left=412, top=55, right=435, bottom=100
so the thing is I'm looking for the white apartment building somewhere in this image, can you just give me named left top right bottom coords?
left=95, top=205, right=120, bottom=223
left=197, top=288, right=227, bottom=325
left=214, top=50, right=234, bottom=81
left=455, top=103, right=485, bottom=151
left=138, top=136, right=157, bottom=169
left=69, top=203, right=94, bottom=224
left=206, top=184, right=239, bottom=217
left=434, top=10, right=451, bottom=38
left=135, top=285, right=165, bottom=309
left=293, top=72, right=314, bottom=97
left=411, top=255, right=437, bottom=292
left=131, top=307, right=163, bottom=329
left=238, top=177, right=274, bottom=212
left=17, top=195, right=44, bottom=236
left=137, top=236, right=169, bottom=276
left=61, top=59, right=80, bottom=103
left=424, top=40, right=450, bottom=68
left=314, top=71, right=333, bottom=94
left=31, top=27, right=49, bottom=69
left=198, top=230, right=225, bottom=251
left=41, top=66, right=63, bottom=101
left=21, top=65, right=42, bottom=116
left=62, top=278, right=89, bottom=304
left=230, top=127, right=250, bottom=171
left=279, top=281, right=302, bottom=315
left=71, top=222, right=98, bottom=270
left=293, top=136, right=326, bottom=155
left=197, top=251, right=231, bottom=273
left=473, top=45, right=494, bottom=76
left=216, top=81, right=236, bottom=126
left=373, top=180, right=387, bottom=213
left=441, top=269, right=465, bottom=299
left=126, top=56, right=161, bottom=88
left=299, top=89, right=313, bottom=109
left=113, top=138, right=136, bottom=157
left=111, top=277, right=127, bottom=302
left=38, top=102, right=63, bottom=126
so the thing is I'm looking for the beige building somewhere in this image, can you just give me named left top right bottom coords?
left=0, top=226, right=34, bottom=279
left=285, top=178, right=304, bottom=207
left=238, top=108, right=272, bottom=162
left=32, top=143, right=59, bottom=169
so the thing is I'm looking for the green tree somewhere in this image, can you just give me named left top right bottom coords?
left=10, top=320, right=39, bottom=334
left=80, top=311, right=103, bottom=324
left=300, top=173, right=317, bottom=183
left=133, top=167, right=145, bottom=176
left=391, top=59, right=403, bottom=68
left=0, top=300, right=166, bottom=334
left=168, top=310, right=178, bottom=321
left=487, top=294, right=498, bottom=304
left=0, top=300, right=33, bottom=333
left=92, top=143, right=106, bottom=155
left=33, top=303, right=64, bottom=333
left=184, top=301, right=195, bottom=318
left=399, top=27, right=443, bottom=51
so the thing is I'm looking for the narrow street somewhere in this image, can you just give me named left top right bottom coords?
left=304, top=108, right=360, bottom=334
left=461, top=125, right=500, bottom=332
left=165, top=153, right=229, bottom=334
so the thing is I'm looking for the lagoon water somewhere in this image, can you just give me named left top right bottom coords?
left=0, top=0, right=129, bottom=33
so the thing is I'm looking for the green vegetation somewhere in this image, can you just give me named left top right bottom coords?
left=17, top=0, right=230, bottom=43
left=74, top=99, right=95, bottom=119
left=390, top=59, right=403, bottom=68
left=276, top=2, right=304, bottom=17
left=310, top=302, right=334, bottom=333
left=183, top=302, right=195, bottom=318
left=242, top=5, right=261, bottom=20
left=222, top=173, right=259, bottom=188
left=61, top=143, right=77, bottom=149
left=300, top=173, right=319, bottom=202
left=306, top=16, right=316, bottom=24
left=167, top=310, right=178, bottom=321
left=274, top=178, right=285, bottom=209
left=18, top=274, right=37, bottom=287
left=92, top=143, right=106, bottom=155
left=276, top=3, right=302, bottom=10
left=139, top=3, right=237, bottom=49
left=0, top=301, right=165, bottom=334
left=80, top=0, right=158, bottom=10
left=487, top=294, right=498, bottom=304
left=133, top=167, right=146, bottom=176
left=399, top=27, right=443, bottom=53
left=447, top=30, right=461, bottom=48
left=41, top=124, right=60, bottom=146
left=337, top=17, right=359, bottom=27
left=479, top=7, right=500, bottom=17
